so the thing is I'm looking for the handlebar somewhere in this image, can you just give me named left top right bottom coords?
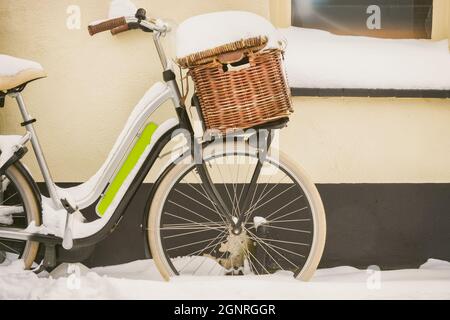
left=88, top=17, right=127, bottom=36
left=88, top=9, right=169, bottom=37
left=87, top=8, right=171, bottom=70
left=110, top=23, right=130, bottom=35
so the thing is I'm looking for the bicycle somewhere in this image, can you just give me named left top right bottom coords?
left=0, top=8, right=326, bottom=281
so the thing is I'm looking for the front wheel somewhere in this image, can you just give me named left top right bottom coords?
left=147, top=142, right=326, bottom=281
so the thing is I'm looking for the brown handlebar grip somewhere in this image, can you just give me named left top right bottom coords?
left=88, top=17, right=127, bottom=36
left=111, top=23, right=130, bottom=35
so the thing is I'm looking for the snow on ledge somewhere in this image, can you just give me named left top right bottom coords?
left=280, top=27, right=450, bottom=91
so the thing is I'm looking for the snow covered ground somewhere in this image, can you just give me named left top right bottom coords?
left=0, top=258, right=449, bottom=300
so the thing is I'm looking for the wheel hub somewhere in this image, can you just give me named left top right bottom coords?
left=207, top=229, right=252, bottom=273
left=232, top=226, right=242, bottom=235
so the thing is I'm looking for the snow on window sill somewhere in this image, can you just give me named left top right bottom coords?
left=281, top=27, right=450, bottom=97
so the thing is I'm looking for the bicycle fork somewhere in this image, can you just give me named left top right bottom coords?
left=194, top=130, right=273, bottom=234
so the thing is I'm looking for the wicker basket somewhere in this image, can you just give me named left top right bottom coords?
left=178, top=36, right=293, bottom=133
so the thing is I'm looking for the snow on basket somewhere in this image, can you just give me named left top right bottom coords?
left=176, top=11, right=293, bottom=133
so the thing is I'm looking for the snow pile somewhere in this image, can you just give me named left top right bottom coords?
left=28, top=196, right=101, bottom=239
left=0, top=135, right=26, bottom=169
left=176, top=11, right=282, bottom=59
left=108, top=0, right=137, bottom=19
left=0, top=55, right=43, bottom=77
left=0, top=258, right=449, bottom=299
left=24, top=197, right=86, bottom=239
left=280, top=27, right=450, bottom=90
left=0, top=206, right=22, bottom=225
left=253, top=216, right=268, bottom=229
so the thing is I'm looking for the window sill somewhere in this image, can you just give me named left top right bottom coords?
left=291, top=88, right=450, bottom=99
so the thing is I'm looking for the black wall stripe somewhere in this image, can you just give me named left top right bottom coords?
left=291, top=88, right=450, bottom=99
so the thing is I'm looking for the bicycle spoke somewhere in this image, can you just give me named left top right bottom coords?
left=189, top=172, right=228, bottom=225
left=247, top=228, right=306, bottom=259
left=259, top=224, right=311, bottom=234
left=192, top=240, right=222, bottom=275
left=226, top=157, right=242, bottom=217
left=247, top=184, right=297, bottom=218
left=195, top=230, right=232, bottom=275
left=163, top=227, right=224, bottom=239
left=163, top=221, right=225, bottom=227
left=270, top=219, right=311, bottom=224
left=179, top=231, right=228, bottom=273
left=250, top=233, right=285, bottom=271
left=181, top=231, right=228, bottom=258
left=243, top=246, right=257, bottom=275
left=263, top=195, right=304, bottom=222
left=243, top=168, right=276, bottom=220
left=242, top=175, right=290, bottom=223
left=235, top=162, right=252, bottom=217
left=248, top=173, right=288, bottom=213
left=213, top=162, right=237, bottom=218
left=256, top=237, right=310, bottom=247
left=240, top=242, right=254, bottom=275
left=207, top=246, right=228, bottom=276
left=173, top=188, right=219, bottom=216
left=0, top=192, right=18, bottom=206
left=168, top=200, right=221, bottom=225
left=243, top=242, right=271, bottom=274
left=246, top=228, right=303, bottom=268
left=268, top=207, right=309, bottom=223
left=185, top=181, right=215, bottom=205
left=161, top=222, right=225, bottom=230
left=162, top=212, right=226, bottom=231
left=0, top=241, right=20, bottom=255
left=166, top=234, right=225, bottom=252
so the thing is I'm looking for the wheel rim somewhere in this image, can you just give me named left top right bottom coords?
left=152, top=150, right=318, bottom=277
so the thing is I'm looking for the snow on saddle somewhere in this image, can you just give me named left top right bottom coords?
left=0, top=55, right=46, bottom=92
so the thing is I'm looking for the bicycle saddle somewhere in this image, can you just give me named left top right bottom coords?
left=0, top=55, right=46, bottom=92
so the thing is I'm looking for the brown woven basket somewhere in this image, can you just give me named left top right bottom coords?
left=178, top=36, right=293, bottom=133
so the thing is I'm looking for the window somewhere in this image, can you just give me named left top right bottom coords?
left=292, top=0, right=433, bottom=39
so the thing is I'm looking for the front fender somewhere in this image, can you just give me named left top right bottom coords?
left=10, top=161, right=42, bottom=205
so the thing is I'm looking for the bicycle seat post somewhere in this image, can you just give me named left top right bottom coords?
left=12, top=92, right=62, bottom=209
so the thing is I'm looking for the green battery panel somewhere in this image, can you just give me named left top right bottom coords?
left=96, top=122, right=158, bottom=217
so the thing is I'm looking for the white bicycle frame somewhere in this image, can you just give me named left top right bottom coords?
left=0, top=20, right=187, bottom=243
left=12, top=83, right=179, bottom=208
